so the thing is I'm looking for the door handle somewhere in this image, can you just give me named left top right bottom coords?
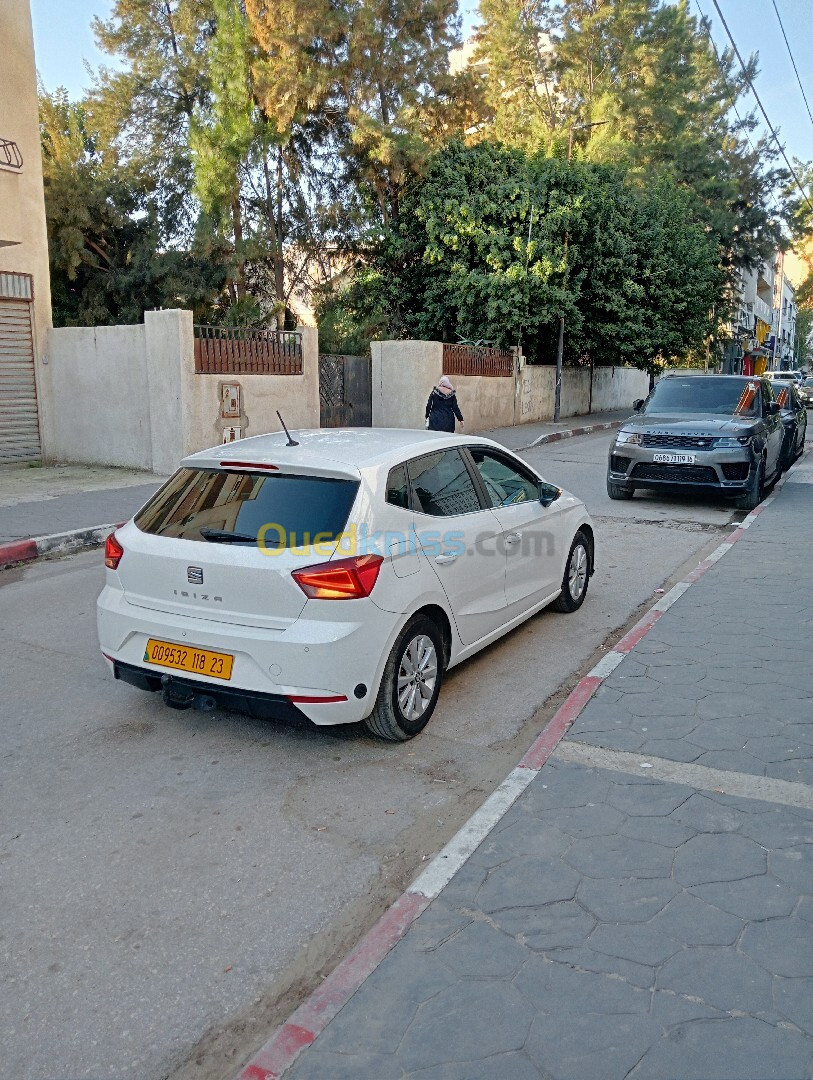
left=434, top=552, right=458, bottom=564
left=504, top=532, right=522, bottom=546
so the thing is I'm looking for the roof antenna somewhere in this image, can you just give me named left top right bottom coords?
left=276, top=411, right=299, bottom=446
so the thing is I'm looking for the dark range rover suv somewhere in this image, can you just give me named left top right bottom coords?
left=607, top=375, right=784, bottom=511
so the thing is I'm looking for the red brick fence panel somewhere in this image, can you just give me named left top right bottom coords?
left=194, top=326, right=303, bottom=375
left=442, top=343, right=515, bottom=378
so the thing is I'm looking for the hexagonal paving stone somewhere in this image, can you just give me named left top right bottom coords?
left=627, top=1016, right=813, bottom=1080
left=521, top=764, right=611, bottom=813
left=514, top=953, right=651, bottom=1014
left=397, top=982, right=533, bottom=1072
left=774, top=976, right=813, bottom=1036
left=565, top=833, right=674, bottom=879
left=671, top=793, right=745, bottom=833
left=472, top=815, right=569, bottom=868
left=656, top=948, right=773, bottom=1013
left=619, top=815, right=694, bottom=848
left=737, top=811, right=813, bottom=850
left=589, top=921, right=681, bottom=966
left=476, top=858, right=580, bottom=913
left=649, top=891, right=742, bottom=946
left=524, top=1010, right=662, bottom=1080
left=577, top=876, right=679, bottom=923
left=543, top=945, right=655, bottom=988
left=672, top=834, right=766, bottom=886
left=740, top=918, right=813, bottom=977
left=434, top=918, right=528, bottom=979
left=533, top=802, right=625, bottom=838
left=606, top=780, right=691, bottom=819
left=406, top=1050, right=543, bottom=1079
left=690, top=876, right=799, bottom=920
left=769, top=845, right=813, bottom=892
left=290, top=1050, right=404, bottom=1079
left=493, top=902, right=595, bottom=952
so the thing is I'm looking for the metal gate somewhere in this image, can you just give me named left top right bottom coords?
left=319, top=354, right=372, bottom=427
left=0, top=273, right=41, bottom=464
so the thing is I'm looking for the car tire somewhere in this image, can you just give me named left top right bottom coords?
left=736, top=458, right=765, bottom=513
left=607, top=478, right=634, bottom=500
left=363, top=615, right=444, bottom=741
left=551, top=530, right=591, bottom=613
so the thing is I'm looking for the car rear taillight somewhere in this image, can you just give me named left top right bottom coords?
left=105, top=532, right=124, bottom=570
left=292, top=554, right=383, bottom=599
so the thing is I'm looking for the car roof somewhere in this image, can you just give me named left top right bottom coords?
left=183, top=428, right=506, bottom=474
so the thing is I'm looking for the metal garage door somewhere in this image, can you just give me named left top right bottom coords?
left=0, top=285, right=41, bottom=465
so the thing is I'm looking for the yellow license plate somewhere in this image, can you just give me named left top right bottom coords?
left=144, top=639, right=234, bottom=681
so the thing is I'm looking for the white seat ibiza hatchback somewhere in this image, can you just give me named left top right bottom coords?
left=98, top=429, right=594, bottom=740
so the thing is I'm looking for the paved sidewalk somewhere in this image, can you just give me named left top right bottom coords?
left=274, top=466, right=813, bottom=1079
left=0, top=464, right=164, bottom=543
left=483, top=409, right=629, bottom=451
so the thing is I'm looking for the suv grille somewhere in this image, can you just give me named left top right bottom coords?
left=641, top=434, right=715, bottom=449
left=632, top=463, right=718, bottom=484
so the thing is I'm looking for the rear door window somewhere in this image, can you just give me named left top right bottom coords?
left=407, top=450, right=482, bottom=517
left=135, top=468, right=359, bottom=547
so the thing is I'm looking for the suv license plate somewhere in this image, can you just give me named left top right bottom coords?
left=653, top=452, right=696, bottom=465
left=144, top=638, right=234, bottom=681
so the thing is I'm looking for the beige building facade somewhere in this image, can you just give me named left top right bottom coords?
left=0, top=0, right=52, bottom=463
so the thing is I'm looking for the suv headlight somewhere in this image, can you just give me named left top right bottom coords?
left=716, top=436, right=753, bottom=448
left=615, top=430, right=643, bottom=446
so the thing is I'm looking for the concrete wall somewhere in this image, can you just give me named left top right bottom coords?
left=374, top=341, right=649, bottom=432
left=372, top=340, right=442, bottom=429
left=43, top=311, right=320, bottom=473
left=40, top=323, right=151, bottom=469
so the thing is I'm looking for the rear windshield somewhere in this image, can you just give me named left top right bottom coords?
left=135, top=468, right=359, bottom=547
left=644, top=377, right=760, bottom=416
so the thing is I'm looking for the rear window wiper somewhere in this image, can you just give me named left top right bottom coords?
left=199, top=528, right=257, bottom=544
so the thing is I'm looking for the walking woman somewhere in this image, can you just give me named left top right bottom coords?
left=425, top=375, right=464, bottom=433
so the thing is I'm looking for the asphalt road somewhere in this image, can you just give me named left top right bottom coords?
left=0, top=432, right=746, bottom=1080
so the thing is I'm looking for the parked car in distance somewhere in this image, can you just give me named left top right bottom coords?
left=772, top=379, right=808, bottom=468
left=765, top=369, right=803, bottom=384
left=607, top=374, right=784, bottom=511
left=798, top=377, right=813, bottom=408
left=98, top=429, right=594, bottom=741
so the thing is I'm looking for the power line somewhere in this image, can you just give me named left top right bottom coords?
left=768, top=0, right=813, bottom=134
left=708, top=0, right=811, bottom=217
left=709, top=0, right=813, bottom=214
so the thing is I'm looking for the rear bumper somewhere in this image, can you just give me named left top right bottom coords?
left=112, top=659, right=308, bottom=722
left=97, top=584, right=402, bottom=725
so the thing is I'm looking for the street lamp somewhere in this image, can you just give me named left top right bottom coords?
left=553, top=120, right=609, bottom=422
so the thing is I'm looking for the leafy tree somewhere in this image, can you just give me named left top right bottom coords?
left=40, top=88, right=226, bottom=326
left=90, top=0, right=215, bottom=244
left=341, top=140, right=722, bottom=370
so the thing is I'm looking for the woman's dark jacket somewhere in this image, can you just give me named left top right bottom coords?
left=425, top=387, right=464, bottom=432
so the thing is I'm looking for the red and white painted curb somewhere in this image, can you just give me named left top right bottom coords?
left=235, top=467, right=797, bottom=1080
left=524, top=419, right=622, bottom=450
left=0, top=522, right=121, bottom=571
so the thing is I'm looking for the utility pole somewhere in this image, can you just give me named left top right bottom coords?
left=554, top=120, right=608, bottom=422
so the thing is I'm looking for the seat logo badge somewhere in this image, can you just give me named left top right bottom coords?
left=187, top=567, right=204, bottom=585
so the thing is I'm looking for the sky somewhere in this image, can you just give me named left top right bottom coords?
left=30, top=0, right=813, bottom=172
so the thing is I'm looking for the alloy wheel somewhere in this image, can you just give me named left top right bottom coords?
left=397, top=634, right=438, bottom=722
left=568, top=544, right=588, bottom=602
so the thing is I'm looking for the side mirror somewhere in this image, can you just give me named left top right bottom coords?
left=633, top=399, right=644, bottom=412
left=538, top=480, right=562, bottom=507
left=768, top=401, right=781, bottom=415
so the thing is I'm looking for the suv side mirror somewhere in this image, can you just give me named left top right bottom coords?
left=538, top=480, right=562, bottom=507
left=633, top=399, right=644, bottom=412
left=768, top=401, right=781, bottom=415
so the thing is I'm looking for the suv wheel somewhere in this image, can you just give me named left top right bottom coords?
left=736, top=458, right=765, bottom=513
left=364, top=615, right=444, bottom=741
left=607, top=478, right=634, bottom=500
left=552, top=530, right=591, bottom=613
